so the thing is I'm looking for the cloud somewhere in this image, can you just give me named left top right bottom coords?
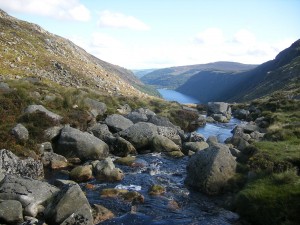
left=0, top=0, right=91, bottom=21
left=97, top=10, right=150, bottom=31
left=233, top=29, right=256, bottom=45
left=194, top=28, right=224, bottom=45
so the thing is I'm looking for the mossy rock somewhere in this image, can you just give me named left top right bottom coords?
left=148, top=185, right=166, bottom=195
left=100, top=188, right=128, bottom=198
left=69, top=165, right=93, bottom=182
left=100, top=188, right=144, bottom=203
left=114, top=156, right=136, bottom=166
left=166, top=151, right=184, bottom=158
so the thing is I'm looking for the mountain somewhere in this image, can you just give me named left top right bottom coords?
left=141, top=62, right=257, bottom=89
left=177, top=39, right=300, bottom=103
left=0, top=9, right=149, bottom=97
left=132, top=69, right=157, bottom=78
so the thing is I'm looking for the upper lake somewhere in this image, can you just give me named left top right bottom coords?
left=157, top=89, right=200, bottom=104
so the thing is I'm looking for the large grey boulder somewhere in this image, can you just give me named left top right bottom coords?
left=148, top=115, right=175, bottom=128
left=0, top=200, right=23, bottom=224
left=93, top=157, right=124, bottom=182
left=207, top=102, right=231, bottom=120
left=157, top=126, right=182, bottom=145
left=44, top=126, right=62, bottom=141
left=185, top=143, right=237, bottom=195
left=24, top=105, right=62, bottom=121
left=87, top=123, right=112, bottom=141
left=44, top=183, right=93, bottom=225
left=11, top=123, right=29, bottom=141
left=84, top=98, right=107, bottom=118
left=233, top=109, right=250, bottom=120
left=0, top=175, right=59, bottom=217
left=152, top=135, right=181, bottom=153
left=119, top=122, right=158, bottom=150
left=0, top=149, right=44, bottom=179
left=105, top=136, right=137, bottom=157
left=105, top=114, right=134, bottom=132
left=55, top=126, right=109, bottom=161
left=182, top=142, right=209, bottom=155
left=126, top=111, right=148, bottom=123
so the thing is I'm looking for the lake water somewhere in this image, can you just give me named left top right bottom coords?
left=158, top=89, right=200, bottom=104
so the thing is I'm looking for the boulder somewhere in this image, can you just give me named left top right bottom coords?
left=134, top=108, right=156, bottom=117
left=212, top=114, right=229, bottom=123
left=41, top=152, right=68, bottom=169
left=182, top=142, right=209, bottom=155
left=105, top=114, right=134, bottom=132
left=187, top=131, right=205, bottom=142
left=38, top=142, right=53, bottom=154
left=43, top=126, right=62, bottom=141
left=24, top=105, right=62, bottom=121
left=148, top=115, right=175, bottom=128
left=152, top=135, right=181, bottom=153
left=233, top=109, right=250, bottom=120
left=105, top=136, right=137, bottom=157
left=0, top=149, right=44, bottom=179
left=44, top=183, right=93, bottom=225
left=0, top=200, right=23, bottom=224
left=92, top=204, right=114, bottom=224
left=185, top=143, right=237, bottom=195
left=207, top=102, right=232, bottom=119
left=84, top=98, right=107, bottom=117
left=69, top=165, right=93, bottom=182
left=119, top=122, right=158, bottom=150
left=206, top=136, right=219, bottom=146
left=55, top=126, right=109, bottom=161
left=87, top=123, right=112, bottom=141
left=11, top=123, right=29, bottom=141
left=157, top=126, right=182, bottom=145
left=93, top=157, right=124, bottom=182
left=0, top=82, right=10, bottom=92
left=126, top=111, right=148, bottom=123
left=0, top=175, right=59, bottom=217
left=117, top=104, right=132, bottom=115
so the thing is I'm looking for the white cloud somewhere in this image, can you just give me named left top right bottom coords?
left=97, top=10, right=150, bottom=31
left=0, top=0, right=91, bottom=21
left=194, top=28, right=224, bottom=45
left=233, top=29, right=256, bottom=45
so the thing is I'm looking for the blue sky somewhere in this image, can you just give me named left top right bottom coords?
left=0, top=0, right=299, bottom=69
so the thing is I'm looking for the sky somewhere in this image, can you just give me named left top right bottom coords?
left=0, top=0, right=299, bottom=69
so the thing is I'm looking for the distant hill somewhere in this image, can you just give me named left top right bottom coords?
left=0, top=9, right=150, bottom=97
left=177, top=39, right=300, bottom=103
left=132, top=69, right=157, bottom=78
left=141, top=62, right=257, bottom=89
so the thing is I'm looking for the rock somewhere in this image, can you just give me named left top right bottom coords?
left=152, top=135, right=181, bottom=153
left=187, top=131, right=205, bottom=142
left=100, top=188, right=144, bottom=204
left=0, top=175, right=59, bottom=217
left=255, top=117, right=269, bottom=128
left=157, top=126, right=182, bottom=145
left=105, top=114, right=134, bottom=132
left=87, top=123, right=112, bottom=141
left=207, top=102, right=232, bottom=119
left=106, top=136, right=137, bottom=157
left=0, top=82, right=10, bottom=92
left=185, top=143, right=237, bottom=195
left=148, top=185, right=166, bottom=195
left=243, top=123, right=260, bottom=134
left=0, top=200, right=23, bottom=224
left=206, top=116, right=215, bottom=123
left=233, top=109, right=250, bottom=120
left=134, top=108, right=156, bottom=117
left=22, top=216, right=39, bottom=225
left=93, top=157, right=124, bottom=181
left=0, top=149, right=44, bottom=179
left=212, top=114, right=229, bottom=123
left=24, top=105, right=62, bottom=121
left=119, top=122, right=158, bottom=150
left=117, top=104, right=132, bottom=115
left=38, top=142, right=53, bottom=154
left=206, top=136, right=219, bottom=146
left=126, top=111, right=148, bottom=123
left=167, top=151, right=184, bottom=158
left=44, top=126, right=62, bottom=141
left=41, top=152, right=68, bottom=169
left=69, top=165, right=93, bottom=182
left=229, top=148, right=241, bottom=157
left=53, top=179, right=77, bottom=188
left=92, top=204, right=114, bottom=224
left=11, top=123, right=29, bottom=141
left=182, top=142, right=209, bottom=154
left=250, top=131, right=265, bottom=141
left=196, top=115, right=206, bottom=127
left=44, top=183, right=93, bottom=225
left=148, top=115, right=175, bottom=128
left=55, top=125, right=109, bottom=161
left=84, top=98, right=107, bottom=118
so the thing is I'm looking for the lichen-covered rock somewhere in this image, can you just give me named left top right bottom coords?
left=24, top=105, right=62, bottom=121
left=157, top=126, right=182, bottom=145
left=185, top=143, right=237, bottom=195
left=105, top=114, right=133, bottom=132
left=93, top=157, right=124, bottom=181
left=0, top=149, right=44, bottom=179
left=55, top=125, right=109, bottom=161
left=0, top=200, right=23, bottom=224
left=11, top=123, right=29, bottom=141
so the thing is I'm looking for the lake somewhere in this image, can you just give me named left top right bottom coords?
left=157, top=89, right=200, bottom=104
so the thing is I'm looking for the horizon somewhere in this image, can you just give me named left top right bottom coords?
left=0, top=0, right=299, bottom=70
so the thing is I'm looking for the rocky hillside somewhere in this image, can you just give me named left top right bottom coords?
left=0, top=9, right=149, bottom=97
left=177, top=39, right=300, bottom=103
left=141, top=61, right=257, bottom=89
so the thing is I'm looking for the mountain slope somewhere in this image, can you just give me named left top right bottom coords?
left=0, top=9, right=147, bottom=97
left=141, top=62, right=257, bottom=89
left=177, top=39, right=300, bottom=103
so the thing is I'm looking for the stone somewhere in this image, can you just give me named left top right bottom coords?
left=212, top=114, right=229, bottom=123
left=250, top=131, right=265, bottom=141
left=55, top=125, right=109, bottom=161
left=44, top=183, right=93, bottom=225
left=206, top=136, right=219, bottom=146
left=69, top=165, right=93, bottom=182
left=105, top=114, right=134, bottom=132
left=24, top=105, right=62, bottom=121
left=92, top=204, right=114, bottom=224
left=44, top=126, right=62, bottom=141
left=0, top=149, right=44, bottom=179
left=185, top=143, right=237, bottom=195
left=182, top=142, right=209, bottom=154
left=207, top=102, right=232, bottom=119
left=0, top=82, right=10, bottom=92
left=117, top=104, right=132, bottom=115
left=11, top=123, right=29, bottom=141
left=0, top=175, right=59, bottom=217
left=187, top=131, right=205, bottom=142
left=152, top=135, right=181, bottom=153
left=148, top=185, right=166, bottom=195
left=233, top=109, right=250, bottom=120
left=84, top=98, right=107, bottom=118
left=0, top=200, right=23, bottom=224
left=106, top=136, right=137, bottom=157
left=126, top=111, right=148, bottom=123
left=41, top=152, right=68, bottom=169
left=148, top=115, right=175, bottom=128
left=119, top=122, right=158, bottom=150
left=134, top=108, right=156, bottom=117
left=157, top=126, right=182, bottom=145
left=87, top=123, right=112, bottom=141
left=229, top=148, right=241, bottom=157
left=93, top=157, right=124, bottom=182
left=38, top=142, right=53, bottom=154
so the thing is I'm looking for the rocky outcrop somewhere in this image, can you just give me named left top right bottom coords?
left=0, top=200, right=23, bottom=224
left=44, top=183, right=93, bottom=225
left=11, top=123, right=29, bottom=141
left=185, top=143, right=237, bottom=195
left=55, top=125, right=109, bottom=161
left=0, top=149, right=44, bottom=179
left=105, top=114, right=134, bottom=132
left=24, top=105, right=62, bottom=121
left=93, top=157, right=124, bottom=182
left=0, top=175, right=59, bottom=217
